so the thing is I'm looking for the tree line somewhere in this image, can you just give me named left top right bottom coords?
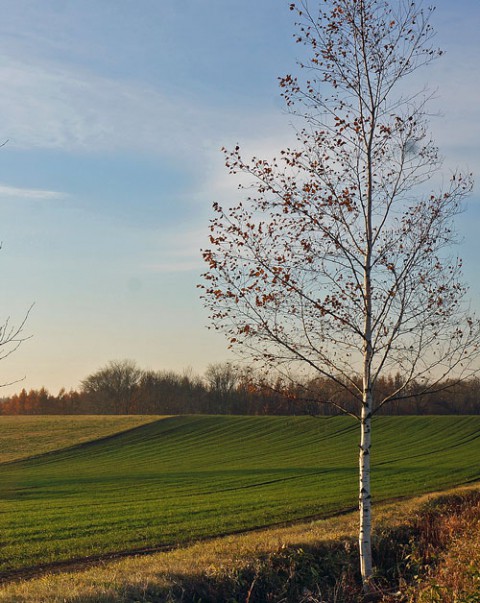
left=0, top=359, right=479, bottom=416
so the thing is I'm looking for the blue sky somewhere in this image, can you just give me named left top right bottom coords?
left=0, top=0, right=478, bottom=394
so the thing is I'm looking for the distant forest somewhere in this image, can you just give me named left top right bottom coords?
left=1, top=360, right=479, bottom=416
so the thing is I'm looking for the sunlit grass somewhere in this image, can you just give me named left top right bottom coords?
left=0, top=415, right=479, bottom=578
left=0, top=415, right=161, bottom=463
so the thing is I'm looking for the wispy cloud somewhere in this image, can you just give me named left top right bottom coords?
left=0, top=52, right=293, bottom=165
left=0, top=57, right=273, bottom=160
left=0, top=58, right=198, bottom=154
left=0, top=14, right=476, bottom=178
left=0, top=183, right=66, bottom=200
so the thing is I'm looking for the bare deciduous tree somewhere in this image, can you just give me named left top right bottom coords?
left=205, top=362, right=238, bottom=413
left=81, top=359, right=142, bottom=414
left=0, top=308, right=32, bottom=388
left=201, top=0, right=480, bottom=587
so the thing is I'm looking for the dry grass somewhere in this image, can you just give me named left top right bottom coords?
left=1, top=487, right=476, bottom=603
left=411, top=494, right=480, bottom=603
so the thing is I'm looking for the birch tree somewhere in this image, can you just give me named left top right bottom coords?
left=201, top=0, right=480, bottom=588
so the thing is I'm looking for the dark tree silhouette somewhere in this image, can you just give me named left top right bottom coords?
left=81, top=359, right=142, bottom=414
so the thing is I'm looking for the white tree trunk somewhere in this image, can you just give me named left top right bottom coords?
left=359, top=393, right=373, bottom=584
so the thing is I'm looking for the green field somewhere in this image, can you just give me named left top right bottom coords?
left=1, top=415, right=479, bottom=576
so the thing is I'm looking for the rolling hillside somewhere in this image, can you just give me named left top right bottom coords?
left=1, top=415, right=479, bottom=575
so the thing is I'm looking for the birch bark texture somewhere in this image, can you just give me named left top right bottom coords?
left=201, top=0, right=480, bottom=587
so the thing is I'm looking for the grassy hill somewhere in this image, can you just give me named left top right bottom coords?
left=0, top=415, right=479, bottom=576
